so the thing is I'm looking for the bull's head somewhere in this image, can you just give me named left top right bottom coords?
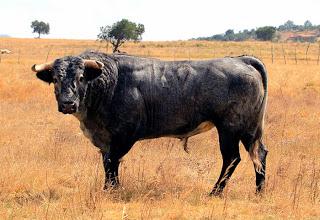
left=32, top=56, right=104, bottom=114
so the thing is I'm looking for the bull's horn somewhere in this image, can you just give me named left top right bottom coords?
left=31, top=61, right=54, bottom=72
left=84, top=59, right=104, bottom=69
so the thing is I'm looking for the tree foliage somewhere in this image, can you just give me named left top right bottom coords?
left=304, top=20, right=313, bottom=29
left=31, top=20, right=50, bottom=38
left=224, top=29, right=235, bottom=41
left=194, top=20, right=320, bottom=42
left=195, top=29, right=256, bottom=41
left=278, top=20, right=319, bottom=31
left=256, top=26, right=276, bottom=41
left=97, top=19, right=145, bottom=53
left=278, top=20, right=297, bottom=31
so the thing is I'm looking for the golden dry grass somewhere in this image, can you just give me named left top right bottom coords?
left=0, top=38, right=319, bottom=219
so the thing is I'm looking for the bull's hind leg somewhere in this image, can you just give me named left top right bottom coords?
left=255, top=140, right=268, bottom=192
left=242, top=135, right=268, bottom=193
left=210, top=129, right=241, bottom=196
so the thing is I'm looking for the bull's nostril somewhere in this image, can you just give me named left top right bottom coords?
left=60, top=101, right=77, bottom=113
left=63, top=101, right=74, bottom=105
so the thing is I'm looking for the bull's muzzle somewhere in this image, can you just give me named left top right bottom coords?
left=59, top=101, right=77, bottom=114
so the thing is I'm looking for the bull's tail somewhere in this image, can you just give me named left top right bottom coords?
left=239, top=56, right=268, bottom=173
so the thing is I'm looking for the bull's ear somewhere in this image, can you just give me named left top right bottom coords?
left=31, top=62, right=54, bottom=84
left=84, top=60, right=104, bottom=81
left=36, top=70, right=53, bottom=84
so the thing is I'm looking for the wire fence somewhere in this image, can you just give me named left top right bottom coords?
left=0, top=39, right=320, bottom=65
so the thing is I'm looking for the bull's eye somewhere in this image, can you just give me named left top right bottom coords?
left=53, top=78, right=58, bottom=84
left=79, top=76, right=84, bottom=83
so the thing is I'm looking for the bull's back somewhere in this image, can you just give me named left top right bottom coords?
left=118, top=56, right=265, bottom=137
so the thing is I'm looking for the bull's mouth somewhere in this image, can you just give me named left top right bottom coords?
left=58, top=104, right=78, bottom=114
left=61, top=109, right=77, bottom=114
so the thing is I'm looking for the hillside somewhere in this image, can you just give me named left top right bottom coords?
left=280, top=30, right=320, bottom=42
left=194, top=20, right=320, bottom=43
left=0, top=34, right=10, bottom=38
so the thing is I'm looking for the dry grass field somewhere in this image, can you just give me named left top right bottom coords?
left=0, top=38, right=319, bottom=219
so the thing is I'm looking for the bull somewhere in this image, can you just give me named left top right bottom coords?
left=32, top=51, right=268, bottom=195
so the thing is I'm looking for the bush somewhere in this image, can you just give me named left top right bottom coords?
left=256, top=26, right=276, bottom=41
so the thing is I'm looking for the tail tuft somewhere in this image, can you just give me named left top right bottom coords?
left=249, top=140, right=263, bottom=174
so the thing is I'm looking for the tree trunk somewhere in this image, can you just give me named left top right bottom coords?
left=112, top=39, right=121, bottom=53
left=38, top=31, right=41, bottom=38
left=112, top=39, right=126, bottom=53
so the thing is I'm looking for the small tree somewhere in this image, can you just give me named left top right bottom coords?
left=97, top=19, right=145, bottom=53
left=31, top=20, right=50, bottom=38
left=278, top=20, right=296, bottom=31
left=224, top=29, right=235, bottom=41
left=304, top=20, right=313, bottom=29
left=256, top=26, right=276, bottom=41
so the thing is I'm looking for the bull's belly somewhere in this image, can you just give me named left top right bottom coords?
left=166, top=121, right=214, bottom=153
left=140, top=121, right=215, bottom=140
left=166, top=121, right=214, bottom=139
left=75, top=110, right=214, bottom=153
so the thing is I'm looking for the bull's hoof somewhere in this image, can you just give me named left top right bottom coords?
left=103, top=186, right=119, bottom=192
left=255, top=180, right=266, bottom=194
left=103, top=182, right=120, bottom=191
left=209, top=188, right=224, bottom=197
left=255, top=186, right=266, bottom=196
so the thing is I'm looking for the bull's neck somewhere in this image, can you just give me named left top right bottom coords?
left=84, top=59, right=119, bottom=114
left=73, top=111, right=85, bottom=121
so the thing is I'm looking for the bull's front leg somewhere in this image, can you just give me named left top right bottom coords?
left=101, top=151, right=120, bottom=188
left=100, top=140, right=134, bottom=190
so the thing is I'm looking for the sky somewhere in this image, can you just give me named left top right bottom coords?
left=0, top=0, right=319, bottom=41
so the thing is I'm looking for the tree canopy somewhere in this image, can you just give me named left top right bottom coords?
left=31, top=20, right=50, bottom=38
left=193, top=20, right=320, bottom=42
left=255, top=26, right=276, bottom=41
left=97, top=19, right=145, bottom=53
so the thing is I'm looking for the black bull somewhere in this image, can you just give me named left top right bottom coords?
left=32, top=52, right=268, bottom=195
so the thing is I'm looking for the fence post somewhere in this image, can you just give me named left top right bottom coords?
left=18, top=49, right=21, bottom=64
left=106, top=41, right=109, bottom=53
left=260, top=45, right=262, bottom=58
left=305, top=43, right=310, bottom=64
left=295, top=45, right=298, bottom=65
left=282, top=44, right=286, bottom=64
left=271, top=44, right=274, bottom=64
left=96, top=42, right=101, bottom=52
left=213, top=47, right=215, bottom=58
left=45, top=46, right=52, bottom=62
left=317, top=43, right=320, bottom=65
